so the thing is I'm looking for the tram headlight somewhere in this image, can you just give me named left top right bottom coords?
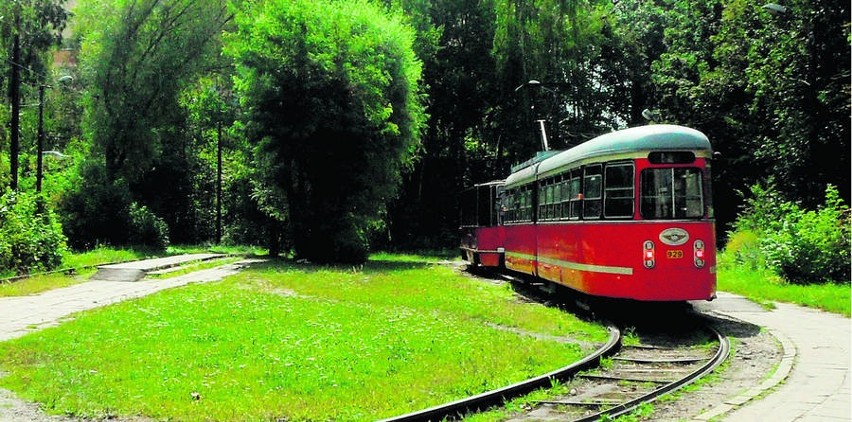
left=694, top=240, right=706, bottom=268
left=643, top=240, right=655, bottom=269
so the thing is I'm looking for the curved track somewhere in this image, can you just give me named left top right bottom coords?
left=538, top=324, right=730, bottom=421
left=384, top=267, right=730, bottom=421
left=380, top=325, right=622, bottom=422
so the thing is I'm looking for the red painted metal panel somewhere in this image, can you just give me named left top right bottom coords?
left=460, top=226, right=505, bottom=267
left=530, top=220, right=716, bottom=301
left=504, top=224, right=536, bottom=275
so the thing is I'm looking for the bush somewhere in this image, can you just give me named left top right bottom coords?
left=774, top=186, right=850, bottom=284
left=58, top=161, right=170, bottom=252
left=0, top=190, right=68, bottom=274
left=724, top=230, right=763, bottom=269
left=728, top=183, right=850, bottom=284
left=127, top=202, right=170, bottom=251
left=58, top=161, right=133, bottom=249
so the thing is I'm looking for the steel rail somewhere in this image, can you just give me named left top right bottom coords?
left=571, top=324, right=730, bottom=422
left=379, top=324, right=622, bottom=422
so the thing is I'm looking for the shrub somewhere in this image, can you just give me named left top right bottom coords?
left=724, top=230, right=763, bottom=269
left=773, top=186, right=850, bottom=284
left=728, top=183, right=851, bottom=284
left=58, top=161, right=133, bottom=249
left=127, top=202, right=170, bottom=251
left=0, top=190, right=68, bottom=274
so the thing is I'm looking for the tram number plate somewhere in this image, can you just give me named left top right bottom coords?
left=666, top=250, right=684, bottom=259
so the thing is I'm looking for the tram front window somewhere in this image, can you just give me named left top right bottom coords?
left=641, top=168, right=704, bottom=219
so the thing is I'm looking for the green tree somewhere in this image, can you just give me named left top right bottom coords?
left=652, top=0, right=850, bottom=235
left=66, top=0, right=231, bottom=246
left=381, top=0, right=500, bottom=248
left=739, top=0, right=850, bottom=206
left=0, top=0, right=68, bottom=190
left=226, top=0, right=426, bottom=263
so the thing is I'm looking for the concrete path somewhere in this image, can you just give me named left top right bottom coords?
left=694, top=292, right=851, bottom=421
left=0, top=257, right=259, bottom=342
left=90, top=253, right=225, bottom=282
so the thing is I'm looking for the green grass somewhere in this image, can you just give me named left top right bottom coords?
left=717, top=254, right=851, bottom=317
left=0, top=254, right=609, bottom=421
left=1, top=245, right=264, bottom=297
left=60, top=245, right=161, bottom=269
left=146, top=257, right=245, bottom=279
left=0, top=270, right=96, bottom=297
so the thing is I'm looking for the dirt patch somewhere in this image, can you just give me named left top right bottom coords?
left=0, top=387, right=71, bottom=422
left=648, top=311, right=782, bottom=421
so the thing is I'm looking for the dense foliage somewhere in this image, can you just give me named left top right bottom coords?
left=0, top=191, right=66, bottom=274
left=226, top=0, right=426, bottom=263
left=0, top=0, right=848, bottom=269
left=56, top=0, right=232, bottom=249
left=727, top=183, right=850, bottom=284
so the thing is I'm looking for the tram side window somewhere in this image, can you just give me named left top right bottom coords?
left=503, top=188, right=516, bottom=223
left=513, top=185, right=533, bottom=222
left=641, top=168, right=704, bottom=219
left=604, top=163, right=634, bottom=218
left=583, top=165, right=602, bottom=219
left=538, top=185, right=547, bottom=220
left=558, top=179, right=571, bottom=219
left=568, top=170, right=582, bottom=219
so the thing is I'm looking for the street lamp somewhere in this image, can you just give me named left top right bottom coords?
left=42, top=150, right=69, bottom=159
left=36, top=75, right=74, bottom=193
left=762, top=3, right=788, bottom=16
left=514, top=79, right=563, bottom=151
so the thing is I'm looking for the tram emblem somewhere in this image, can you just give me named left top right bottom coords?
left=659, top=228, right=689, bottom=246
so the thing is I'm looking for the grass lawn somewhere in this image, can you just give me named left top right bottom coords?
left=0, top=245, right=263, bottom=297
left=717, top=254, right=851, bottom=317
left=0, top=253, right=609, bottom=421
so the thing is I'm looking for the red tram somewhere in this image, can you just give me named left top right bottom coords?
left=460, top=124, right=717, bottom=301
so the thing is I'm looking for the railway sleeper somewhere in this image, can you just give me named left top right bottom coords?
left=579, top=373, right=673, bottom=384
left=613, top=356, right=706, bottom=364
left=537, top=398, right=625, bottom=407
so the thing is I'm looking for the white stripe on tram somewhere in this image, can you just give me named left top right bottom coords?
left=505, top=251, right=634, bottom=276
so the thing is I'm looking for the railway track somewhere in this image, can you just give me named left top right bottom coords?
left=384, top=268, right=730, bottom=421
left=513, top=323, right=729, bottom=421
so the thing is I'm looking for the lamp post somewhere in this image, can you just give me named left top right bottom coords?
left=216, top=120, right=223, bottom=244
left=36, top=75, right=74, bottom=193
left=514, top=79, right=566, bottom=151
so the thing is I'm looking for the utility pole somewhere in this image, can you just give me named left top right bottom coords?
left=36, top=84, right=45, bottom=193
left=9, top=16, right=22, bottom=191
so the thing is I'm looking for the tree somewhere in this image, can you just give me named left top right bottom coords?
left=381, top=0, right=501, bottom=249
left=0, top=0, right=68, bottom=191
left=738, top=0, right=850, bottom=206
left=65, top=0, right=231, bottom=246
left=226, top=0, right=426, bottom=263
left=652, top=0, right=851, bottom=235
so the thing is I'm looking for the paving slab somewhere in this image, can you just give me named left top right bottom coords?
left=90, top=253, right=225, bottom=282
left=0, top=257, right=261, bottom=342
left=694, top=292, right=851, bottom=422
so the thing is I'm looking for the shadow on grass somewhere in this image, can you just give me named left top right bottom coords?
left=464, top=266, right=763, bottom=345
left=237, top=254, right=444, bottom=274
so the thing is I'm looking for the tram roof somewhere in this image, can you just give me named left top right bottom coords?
left=506, top=124, right=711, bottom=187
